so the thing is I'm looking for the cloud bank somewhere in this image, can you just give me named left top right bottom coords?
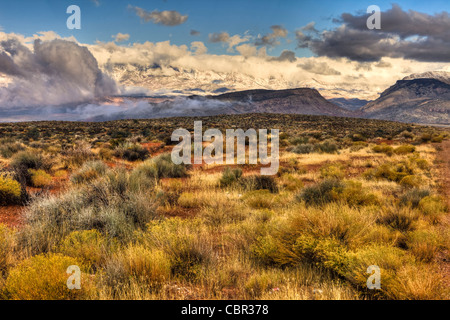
left=297, top=4, right=450, bottom=62
left=0, top=37, right=118, bottom=109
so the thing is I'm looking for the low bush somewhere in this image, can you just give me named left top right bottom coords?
left=418, top=196, right=447, bottom=223
left=70, top=161, right=108, bottom=184
left=29, top=169, right=52, bottom=188
left=113, top=143, right=150, bottom=162
left=219, top=168, right=242, bottom=187
left=320, top=164, right=345, bottom=180
left=0, top=142, right=24, bottom=158
left=0, top=175, right=21, bottom=206
left=242, top=190, right=276, bottom=209
left=394, top=145, right=416, bottom=155
left=240, top=175, right=278, bottom=193
left=10, top=151, right=50, bottom=186
left=400, top=188, right=430, bottom=208
left=4, top=254, right=94, bottom=300
left=58, top=230, right=112, bottom=269
left=372, top=143, right=394, bottom=156
left=152, top=154, right=188, bottom=179
left=297, top=179, right=344, bottom=206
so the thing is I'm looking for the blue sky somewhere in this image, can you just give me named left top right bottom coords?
left=1, top=0, right=450, bottom=57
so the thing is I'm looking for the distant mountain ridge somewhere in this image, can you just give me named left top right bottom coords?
left=362, top=78, right=450, bottom=124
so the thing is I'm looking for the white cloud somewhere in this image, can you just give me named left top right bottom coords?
left=113, top=33, right=130, bottom=43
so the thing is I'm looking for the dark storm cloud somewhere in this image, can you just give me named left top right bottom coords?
left=297, top=4, right=450, bottom=62
left=0, top=38, right=118, bottom=109
left=255, top=25, right=288, bottom=47
left=190, top=30, right=201, bottom=36
left=129, top=6, right=188, bottom=26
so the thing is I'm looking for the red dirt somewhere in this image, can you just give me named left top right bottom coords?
left=0, top=205, right=24, bottom=228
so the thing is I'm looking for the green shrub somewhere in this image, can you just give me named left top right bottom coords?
left=291, top=144, right=314, bottom=154
left=0, top=175, right=21, bottom=206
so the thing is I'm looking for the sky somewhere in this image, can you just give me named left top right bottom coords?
left=1, top=0, right=450, bottom=121
left=1, top=0, right=449, bottom=56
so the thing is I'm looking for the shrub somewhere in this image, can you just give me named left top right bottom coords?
left=177, top=192, right=201, bottom=209
left=109, top=245, right=171, bottom=286
left=144, top=219, right=213, bottom=282
left=240, top=175, right=278, bottom=193
left=431, top=135, right=444, bottom=143
left=364, top=161, right=414, bottom=183
left=399, top=175, right=422, bottom=189
left=152, top=154, right=188, bottom=178
left=0, top=143, right=24, bottom=158
left=400, top=188, right=430, bottom=208
left=297, top=179, right=344, bottom=206
left=58, top=230, right=112, bottom=269
left=372, top=143, right=394, bottom=156
left=113, top=143, right=150, bottom=162
left=70, top=161, right=108, bottom=184
left=419, top=133, right=432, bottom=143
left=242, top=190, right=275, bottom=209
left=418, top=196, right=447, bottom=223
left=320, top=164, right=344, bottom=179
left=291, top=144, right=314, bottom=154
left=244, top=272, right=274, bottom=298
left=29, top=169, right=52, bottom=188
left=219, top=168, right=242, bottom=187
left=279, top=173, right=303, bottom=191
left=4, top=254, right=94, bottom=300
left=10, top=151, right=50, bottom=186
left=407, top=230, right=441, bottom=263
left=394, top=145, right=416, bottom=155
left=63, top=141, right=95, bottom=167
left=0, top=175, right=21, bottom=206
left=377, top=207, right=418, bottom=232
left=20, top=169, right=158, bottom=254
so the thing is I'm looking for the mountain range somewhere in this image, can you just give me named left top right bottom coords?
left=91, top=71, right=450, bottom=125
